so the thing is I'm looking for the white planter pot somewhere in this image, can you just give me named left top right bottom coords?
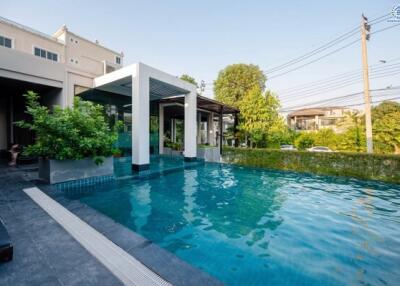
left=197, top=147, right=220, bottom=162
left=39, top=157, right=114, bottom=184
left=163, top=147, right=172, bottom=155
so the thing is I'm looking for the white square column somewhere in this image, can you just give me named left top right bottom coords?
left=197, top=112, right=201, bottom=144
left=184, top=89, right=197, bottom=160
left=208, top=112, right=216, bottom=146
left=159, top=104, right=164, bottom=154
left=131, top=65, right=150, bottom=171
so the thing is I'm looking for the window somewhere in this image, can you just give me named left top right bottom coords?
left=0, top=35, right=12, bottom=48
left=33, top=47, right=58, bottom=62
left=116, top=56, right=121, bottom=65
left=321, top=118, right=336, bottom=126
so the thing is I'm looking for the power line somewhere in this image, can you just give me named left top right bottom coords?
left=280, top=86, right=400, bottom=111
left=267, top=39, right=360, bottom=80
left=265, top=30, right=359, bottom=74
left=330, top=96, right=400, bottom=108
left=317, top=90, right=400, bottom=107
left=266, top=20, right=399, bottom=81
left=279, top=65, right=400, bottom=101
left=281, top=96, right=400, bottom=112
left=277, top=57, right=400, bottom=94
left=264, top=13, right=391, bottom=75
left=281, top=86, right=400, bottom=110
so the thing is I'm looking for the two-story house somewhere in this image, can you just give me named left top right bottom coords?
left=287, top=106, right=359, bottom=133
left=0, top=16, right=238, bottom=168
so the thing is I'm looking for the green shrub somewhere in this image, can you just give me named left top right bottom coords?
left=165, top=141, right=183, bottom=151
left=295, top=133, right=315, bottom=150
left=222, top=147, right=400, bottom=183
left=17, top=91, right=121, bottom=164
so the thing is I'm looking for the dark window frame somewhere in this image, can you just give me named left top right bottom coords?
left=33, top=46, right=59, bottom=62
left=0, top=35, right=12, bottom=48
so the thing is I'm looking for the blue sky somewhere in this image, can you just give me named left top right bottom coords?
left=2, top=0, right=399, bottom=108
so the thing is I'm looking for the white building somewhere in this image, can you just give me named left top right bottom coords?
left=0, top=16, right=238, bottom=170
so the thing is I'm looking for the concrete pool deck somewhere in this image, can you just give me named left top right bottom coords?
left=0, top=163, right=123, bottom=285
left=0, top=162, right=223, bottom=286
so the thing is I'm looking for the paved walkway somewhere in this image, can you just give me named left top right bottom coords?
left=0, top=163, right=123, bottom=286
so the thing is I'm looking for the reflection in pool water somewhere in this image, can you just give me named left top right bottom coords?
left=64, top=162, right=400, bottom=286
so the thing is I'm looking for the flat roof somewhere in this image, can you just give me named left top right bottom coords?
left=160, top=95, right=239, bottom=114
left=0, top=16, right=64, bottom=44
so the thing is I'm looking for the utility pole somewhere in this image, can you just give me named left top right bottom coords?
left=361, top=14, right=373, bottom=153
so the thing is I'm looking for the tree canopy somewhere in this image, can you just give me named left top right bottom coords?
left=214, top=64, right=266, bottom=108
left=372, top=101, right=400, bottom=154
left=238, top=86, right=281, bottom=147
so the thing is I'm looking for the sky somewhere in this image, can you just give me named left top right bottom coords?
left=2, top=0, right=400, bottom=110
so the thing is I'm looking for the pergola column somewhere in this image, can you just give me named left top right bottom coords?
left=207, top=112, right=215, bottom=146
left=219, top=110, right=223, bottom=155
left=197, top=112, right=201, bottom=144
left=233, top=112, right=239, bottom=147
left=184, top=89, right=197, bottom=161
left=159, top=104, right=164, bottom=154
left=131, top=65, right=150, bottom=171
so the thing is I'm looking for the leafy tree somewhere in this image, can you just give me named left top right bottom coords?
left=180, top=74, right=198, bottom=87
left=313, top=128, right=339, bottom=149
left=372, top=101, right=400, bottom=154
left=295, top=132, right=315, bottom=150
left=214, top=64, right=266, bottom=108
left=337, top=127, right=366, bottom=152
left=336, top=111, right=365, bottom=152
left=17, top=91, right=121, bottom=163
left=267, top=118, right=297, bottom=148
left=238, top=86, right=280, bottom=147
left=337, top=111, right=363, bottom=131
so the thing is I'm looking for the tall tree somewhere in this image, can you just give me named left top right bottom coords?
left=336, top=111, right=365, bottom=152
left=180, top=74, right=198, bottom=87
left=238, top=86, right=280, bottom=147
left=372, top=101, right=400, bottom=154
left=214, top=64, right=266, bottom=108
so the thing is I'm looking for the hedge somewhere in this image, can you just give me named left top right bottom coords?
left=222, top=147, right=400, bottom=184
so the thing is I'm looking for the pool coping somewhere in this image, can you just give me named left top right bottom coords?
left=23, top=187, right=171, bottom=286
left=37, top=182, right=224, bottom=286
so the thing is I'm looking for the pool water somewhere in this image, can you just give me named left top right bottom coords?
left=64, top=162, right=400, bottom=286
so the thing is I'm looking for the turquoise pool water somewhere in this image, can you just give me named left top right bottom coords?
left=64, top=162, right=400, bottom=285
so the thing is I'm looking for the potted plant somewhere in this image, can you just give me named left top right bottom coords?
left=17, top=91, right=121, bottom=184
left=112, top=148, right=123, bottom=158
left=163, top=136, right=173, bottom=155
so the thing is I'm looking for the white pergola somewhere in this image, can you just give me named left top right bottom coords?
left=93, top=62, right=197, bottom=171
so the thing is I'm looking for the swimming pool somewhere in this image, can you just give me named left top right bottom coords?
left=63, top=162, right=400, bottom=286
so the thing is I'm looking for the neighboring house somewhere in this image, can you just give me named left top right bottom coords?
left=287, top=107, right=358, bottom=132
left=0, top=16, right=238, bottom=168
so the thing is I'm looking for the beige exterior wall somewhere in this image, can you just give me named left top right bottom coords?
left=0, top=17, right=124, bottom=108
left=0, top=46, right=65, bottom=87
left=0, top=96, right=7, bottom=150
left=0, top=21, right=65, bottom=62
left=54, top=28, right=123, bottom=77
